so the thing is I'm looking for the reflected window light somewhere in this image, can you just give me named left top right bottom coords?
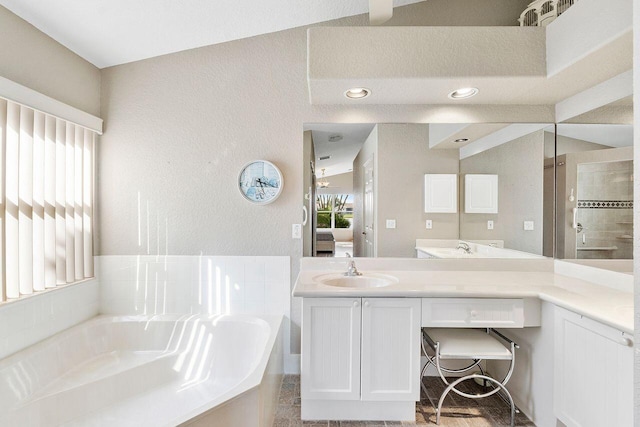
left=143, top=263, right=149, bottom=315
left=207, top=259, right=213, bottom=314
left=198, top=256, right=203, bottom=306
left=225, top=276, right=230, bottom=314
left=193, top=334, right=213, bottom=384
left=146, top=200, right=150, bottom=255
left=173, top=318, right=200, bottom=372
left=162, top=280, right=167, bottom=314
left=184, top=325, right=206, bottom=381
left=137, top=192, right=141, bottom=247
left=215, top=266, right=222, bottom=315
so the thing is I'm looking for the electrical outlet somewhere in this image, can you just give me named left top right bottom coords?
left=426, top=220, right=433, bottom=229
left=386, top=219, right=396, bottom=229
left=523, top=221, right=534, bottom=231
left=487, top=220, right=494, bottom=230
left=292, top=224, right=302, bottom=239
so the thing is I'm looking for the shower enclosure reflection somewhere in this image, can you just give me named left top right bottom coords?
left=556, top=123, right=634, bottom=260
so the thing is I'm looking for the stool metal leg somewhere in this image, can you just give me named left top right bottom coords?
left=436, top=374, right=516, bottom=427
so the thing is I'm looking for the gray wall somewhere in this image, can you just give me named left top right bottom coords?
left=460, top=130, right=545, bottom=254
left=375, top=124, right=460, bottom=258
left=98, top=1, right=547, bottom=354
left=0, top=6, right=101, bottom=116
left=555, top=134, right=610, bottom=156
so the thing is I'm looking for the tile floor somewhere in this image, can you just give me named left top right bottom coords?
left=273, top=375, right=536, bottom=427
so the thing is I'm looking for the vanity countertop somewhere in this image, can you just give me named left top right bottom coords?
left=293, top=263, right=633, bottom=334
left=415, top=245, right=546, bottom=259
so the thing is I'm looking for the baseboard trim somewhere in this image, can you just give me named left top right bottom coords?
left=285, top=354, right=300, bottom=374
left=301, top=400, right=415, bottom=421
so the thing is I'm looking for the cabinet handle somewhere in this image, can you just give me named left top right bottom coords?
left=620, top=337, right=633, bottom=347
left=353, top=301, right=359, bottom=307
left=364, top=301, right=370, bottom=307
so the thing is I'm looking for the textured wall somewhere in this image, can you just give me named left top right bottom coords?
left=376, top=124, right=459, bottom=258
left=0, top=6, right=100, bottom=116
left=460, top=130, right=544, bottom=255
left=98, top=1, right=550, bottom=354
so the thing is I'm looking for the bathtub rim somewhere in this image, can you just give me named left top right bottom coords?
left=168, top=313, right=284, bottom=426
left=0, top=313, right=284, bottom=426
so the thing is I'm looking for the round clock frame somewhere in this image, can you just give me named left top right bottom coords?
left=237, top=160, right=284, bottom=205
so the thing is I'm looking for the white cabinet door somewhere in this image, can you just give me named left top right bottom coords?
left=361, top=298, right=421, bottom=401
left=554, top=307, right=633, bottom=427
left=424, top=174, right=457, bottom=213
left=301, top=298, right=362, bottom=400
left=465, top=174, right=498, bottom=213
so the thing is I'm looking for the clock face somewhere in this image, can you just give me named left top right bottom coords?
left=238, top=160, right=283, bottom=204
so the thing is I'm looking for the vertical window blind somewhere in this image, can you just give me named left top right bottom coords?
left=0, top=98, right=95, bottom=302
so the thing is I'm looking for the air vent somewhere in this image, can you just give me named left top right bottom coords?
left=328, top=134, right=343, bottom=142
left=319, top=155, right=331, bottom=160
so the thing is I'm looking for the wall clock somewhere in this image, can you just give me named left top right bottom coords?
left=238, top=160, right=284, bottom=204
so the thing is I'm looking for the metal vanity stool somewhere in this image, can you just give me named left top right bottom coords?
left=421, top=328, right=519, bottom=426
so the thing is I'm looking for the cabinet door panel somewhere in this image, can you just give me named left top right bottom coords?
left=301, top=298, right=361, bottom=400
left=361, top=298, right=421, bottom=401
left=554, top=307, right=633, bottom=427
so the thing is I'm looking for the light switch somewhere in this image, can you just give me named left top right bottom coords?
left=524, top=221, right=534, bottom=231
left=386, top=219, right=396, bottom=229
left=292, top=224, right=302, bottom=239
left=426, top=220, right=433, bottom=229
left=487, top=220, right=494, bottom=230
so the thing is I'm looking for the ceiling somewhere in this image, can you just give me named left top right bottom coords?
left=557, top=124, right=634, bottom=148
left=0, top=0, right=422, bottom=68
left=307, top=121, right=631, bottom=180
left=305, top=123, right=375, bottom=177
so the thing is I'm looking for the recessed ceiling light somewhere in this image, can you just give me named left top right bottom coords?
left=344, top=87, right=371, bottom=99
left=448, top=87, right=478, bottom=99
left=453, top=138, right=469, bottom=143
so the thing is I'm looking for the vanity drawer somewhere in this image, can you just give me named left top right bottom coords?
left=421, top=298, right=526, bottom=328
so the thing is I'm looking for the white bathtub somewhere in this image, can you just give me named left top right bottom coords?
left=0, top=314, right=283, bottom=426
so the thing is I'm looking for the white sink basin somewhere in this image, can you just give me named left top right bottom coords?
left=313, top=273, right=398, bottom=288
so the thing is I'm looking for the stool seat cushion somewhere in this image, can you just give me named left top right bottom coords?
left=425, top=328, right=512, bottom=360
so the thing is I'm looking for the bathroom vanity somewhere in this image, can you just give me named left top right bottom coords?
left=293, top=258, right=633, bottom=426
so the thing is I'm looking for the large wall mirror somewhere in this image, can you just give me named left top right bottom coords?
left=555, top=96, right=634, bottom=269
left=302, top=122, right=556, bottom=259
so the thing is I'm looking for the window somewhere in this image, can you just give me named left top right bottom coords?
left=316, top=194, right=353, bottom=229
left=523, top=9, right=538, bottom=26
left=0, top=98, right=95, bottom=302
left=557, top=0, right=574, bottom=16
left=541, top=1, right=554, bottom=15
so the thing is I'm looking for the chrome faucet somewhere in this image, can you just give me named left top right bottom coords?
left=456, top=242, right=472, bottom=254
left=344, top=260, right=362, bottom=276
